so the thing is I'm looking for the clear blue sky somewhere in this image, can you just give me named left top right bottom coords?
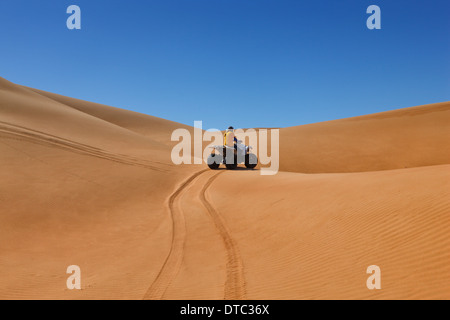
left=1, top=0, right=449, bottom=129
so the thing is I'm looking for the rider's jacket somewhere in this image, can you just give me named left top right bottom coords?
left=224, top=130, right=237, bottom=147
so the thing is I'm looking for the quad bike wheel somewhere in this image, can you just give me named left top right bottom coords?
left=245, top=153, right=258, bottom=169
left=207, top=153, right=222, bottom=170
left=225, top=155, right=238, bottom=170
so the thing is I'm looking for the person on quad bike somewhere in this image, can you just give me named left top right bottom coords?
left=207, top=126, right=258, bottom=170
left=224, top=126, right=238, bottom=148
left=223, top=126, right=238, bottom=160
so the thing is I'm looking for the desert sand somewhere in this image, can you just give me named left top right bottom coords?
left=0, top=76, right=449, bottom=299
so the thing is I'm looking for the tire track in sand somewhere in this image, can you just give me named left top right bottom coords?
left=143, top=169, right=246, bottom=300
left=200, top=172, right=247, bottom=300
left=0, top=121, right=168, bottom=172
left=143, top=169, right=209, bottom=300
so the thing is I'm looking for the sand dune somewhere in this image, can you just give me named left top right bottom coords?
left=26, top=87, right=194, bottom=146
left=0, top=77, right=200, bottom=299
left=209, top=166, right=450, bottom=299
left=0, top=76, right=448, bottom=299
left=279, top=102, right=450, bottom=173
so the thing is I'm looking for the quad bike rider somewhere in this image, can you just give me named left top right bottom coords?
left=207, top=126, right=258, bottom=170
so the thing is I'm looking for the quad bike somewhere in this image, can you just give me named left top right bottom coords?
left=207, top=140, right=258, bottom=170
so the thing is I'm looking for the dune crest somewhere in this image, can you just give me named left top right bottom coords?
left=279, top=102, right=450, bottom=173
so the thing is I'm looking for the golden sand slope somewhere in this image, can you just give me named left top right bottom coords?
left=0, top=76, right=449, bottom=299
left=279, top=102, right=450, bottom=173
left=26, top=87, right=194, bottom=146
left=0, top=77, right=200, bottom=299
left=209, top=167, right=450, bottom=299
